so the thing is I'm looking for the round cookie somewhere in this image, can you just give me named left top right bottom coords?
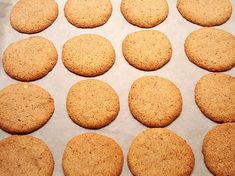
left=195, top=73, right=235, bottom=123
left=0, top=135, right=54, bottom=176
left=121, top=0, right=169, bottom=28
left=128, top=76, right=182, bottom=127
left=10, top=0, right=58, bottom=34
left=66, top=79, right=120, bottom=129
left=64, top=0, right=112, bottom=28
left=128, top=128, right=195, bottom=176
left=62, top=133, right=123, bottom=176
left=177, top=0, right=232, bottom=27
left=202, top=123, right=235, bottom=176
left=122, top=30, right=172, bottom=71
left=62, top=34, right=115, bottom=77
left=0, top=83, right=54, bottom=134
left=3, top=36, right=58, bottom=81
left=185, top=28, right=235, bottom=72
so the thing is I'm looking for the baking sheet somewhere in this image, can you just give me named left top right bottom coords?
left=0, top=0, right=235, bottom=175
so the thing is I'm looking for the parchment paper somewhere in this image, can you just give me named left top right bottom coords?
left=0, top=1, right=235, bottom=175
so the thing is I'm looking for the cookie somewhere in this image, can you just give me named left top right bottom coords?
left=120, top=0, right=169, bottom=28
left=128, top=128, right=195, bottom=176
left=64, top=0, right=112, bottom=28
left=62, top=34, right=115, bottom=77
left=122, top=30, right=172, bottom=71
left=128, top=76, right=182, bottom=127
left=3, top=36, right=58, bottom=81
left=66, top=79, right=120, bottom=129
left=202, top=123, right=235, bottom=176
left=185, top=28, right=235, bottom=72
left=195, top=73, right=235, bottom=123
left=0, top=135, right=54, bottom=176
left=0, top=83, right=54, bottom=134
left=62, top=133, right=123, bottom=176
left=177, top=0, right=232, bottom=27
left=10, top=0, right=58, bottom=34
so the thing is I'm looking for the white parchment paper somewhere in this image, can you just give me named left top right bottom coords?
left=0, top=0, right=235, bottom=175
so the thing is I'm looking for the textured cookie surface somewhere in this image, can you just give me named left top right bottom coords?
left=67, top=79, right=120, bottom=129
left=64, top=0, right=112, bottom=28
left=121, top=0, right=169, bottom=28
left=122, top=30, right=172, bottom=71
left=10, top=0, right=58, bottom=34
left=195, top=73, right=235, bottom=123
left=0, top=83, right=54, bottom=134
left=177, top=0, right=232, bottom=26
left=128, top=76, right=182, bottom=127
left=0, top=135, right=54, bottom=176
left=128, top=128, right=195, bottom=176
left=202, top=123, right=235, bottom=176
left=62, top=34, right=115, bottom=77
left=62, top=133, right=123, bottom=176
left=185, top=28, right=235, bottom=72
left=3, top=36, right=58, bottom=81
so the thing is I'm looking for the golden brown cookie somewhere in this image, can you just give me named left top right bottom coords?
left=10, top=0, right=58, bottom=34
left=0, top=135, right=54, bottom=176
left=185, top=28, right=235, bottom=72
left=62, top=34, right=115, bottom=77
left=128, top=76, right=182, bottom=127
left=0, top=83, right=54, bottom=134
left=177, top=0, right=232, bottom=27
left=66, top=79, right=120, bottom=129
left=122, top=30, right=172, bottom=71
left=202, top=123, right=235, bottom=176
left=195, top=73, right=235, bottom=123
left=64, top=0, right=112, bottom=28
left=3, top=36, right=58, bottom=81
left=128, top=128, right=195, bottom=176
left=62, top=133, right=123, bottom=176
left=121, top=0, right=169, bottom=28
